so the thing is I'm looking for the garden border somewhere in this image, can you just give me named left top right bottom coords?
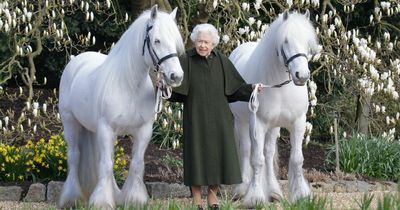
left=0, top=180, right=397, bottom=203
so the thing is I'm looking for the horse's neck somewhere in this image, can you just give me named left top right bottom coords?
left=102, top=49, right=149, bottom=91
left=247, top=38, right=288, bottom=84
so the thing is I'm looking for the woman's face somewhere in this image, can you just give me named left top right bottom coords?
left=195, top=31, right=214, bottom=57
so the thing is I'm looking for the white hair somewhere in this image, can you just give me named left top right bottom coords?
left=190, top=23, right=220, bottom=46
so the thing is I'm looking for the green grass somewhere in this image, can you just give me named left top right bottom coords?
left=326, top=135, right=400, bottom=181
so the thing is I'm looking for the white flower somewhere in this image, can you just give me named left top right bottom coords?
left=286, top=0, right=293, bottom=8
left=106, top=0, right=111, bottom=9
left=248, top=17, right=255, bottom=26
left=213, top=0, right=218, bottom=9
left=241, top=3, right=249, bottom=11
left=238, top=28, right=246, bottom=35
left=33, top=124, right=37, bottom=133
left=343, top=132, right=347, bottom=138
left=375, top=105, right=381, bottom=113
left=386, top=116, right=390, bottom=125
left=391, top=91, right=399, bottom=100
left=222, top=35, right=230, bottom=43
left=162, top=119, right=168, bottom=128
left=85, top=2, right=89, bottom=11
left=42, top=103, right=47, bottom=113
left=254, top=2, right=261, bottom=10
left=305, top=135, right=310, bottom=145
left=4, top=116, right=9, bottom=126
left=172, top=140, right=177, bottom=149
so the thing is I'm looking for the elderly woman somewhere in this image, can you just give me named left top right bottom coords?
left=169, top=23, right=262, bottom=210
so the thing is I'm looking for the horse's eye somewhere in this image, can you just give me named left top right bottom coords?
left=154, top=39, right=161, bottom=44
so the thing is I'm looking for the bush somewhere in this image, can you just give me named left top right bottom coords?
left=0, top=133, right=128, bottom=182
left=326, top=135, right=400, bottom=181
left=152, top=101, right=183, bottom=149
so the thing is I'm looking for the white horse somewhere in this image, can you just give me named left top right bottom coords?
left=58, top=5, right=184, bottom=209
left=229, top=11, right=320, bottom=207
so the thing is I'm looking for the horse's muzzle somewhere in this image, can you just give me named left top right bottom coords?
left=165, top=72, right=183, bottom=87
left=293, top=71, right=309, bottom=86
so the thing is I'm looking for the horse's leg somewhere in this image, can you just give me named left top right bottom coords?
left=288, top=117, right=311, bottom=202
left=58, top=114, right=84, bottom=208
left=264, top=127, right=283, bottom=201
left=241, top=116, right=267, bottom=208
left=233, top=117, right=252, bottom=199
left=89, top=121, right=116, bottom=209
left=119, top=121, right=152, bottom=206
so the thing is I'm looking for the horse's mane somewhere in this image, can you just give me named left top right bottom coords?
left=252, top=11, right=318, bottom=67
left=93, top=8, right=184, bottom=115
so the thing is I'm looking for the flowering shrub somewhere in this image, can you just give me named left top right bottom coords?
left=0, top=133, right=128, bottom=182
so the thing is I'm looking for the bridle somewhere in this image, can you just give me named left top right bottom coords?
left=142, top=22, right=177, bottom=114
left=280, top=46, right=308, bottom=68
left=142, top=23, right=178, bottom=72
left=271, top=45, right=309, bottom=87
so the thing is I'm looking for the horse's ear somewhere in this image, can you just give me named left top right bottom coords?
left=150, top=4, right=158, bottom=19
left=170, top=7, right=178, bottom=20
left=283, top=10, right=289, bottom=21
left=305, top=9, right=310, bottom=20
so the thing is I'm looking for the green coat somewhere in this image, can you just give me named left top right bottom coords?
left=170, top=48, right=253, bottom=186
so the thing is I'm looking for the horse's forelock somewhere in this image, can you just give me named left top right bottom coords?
left=276, top=13, right=318, bottom=50
left=144, top=9, right=185, bottom=55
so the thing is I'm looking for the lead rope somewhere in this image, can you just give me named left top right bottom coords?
left=155, top=72, right=172, bottom=113
left=248, top=79, right=292, bottom=140
left=249, top=84, right=264, bottom=140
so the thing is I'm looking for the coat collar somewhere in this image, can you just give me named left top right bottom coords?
left=187, top=48, right=218, bottom=57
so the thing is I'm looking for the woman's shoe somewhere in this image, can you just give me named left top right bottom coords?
left=208, top=204, right=219, bottom=210
left=197, top=204, right=204, bottom=210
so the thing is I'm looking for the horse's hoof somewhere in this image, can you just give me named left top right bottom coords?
left=231, top=193, right=242, bottom=201
left=269, top=192, right=283, bottom=202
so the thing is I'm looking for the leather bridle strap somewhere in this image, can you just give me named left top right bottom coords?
left=280, top=47, right=307, bottom=67
left=142, top=24, right=178, bottom=72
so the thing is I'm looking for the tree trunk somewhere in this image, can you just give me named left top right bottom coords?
left=129, top=0, right=171, bottom=19
left=355, top=94, right=371, bottom=135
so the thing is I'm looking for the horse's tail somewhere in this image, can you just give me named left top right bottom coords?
left=77, top=128, right=98, bottom=199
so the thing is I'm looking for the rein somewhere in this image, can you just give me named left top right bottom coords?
left=141, top=23, right=177, bottom=114
left=155, top=72, right=172, bottom=113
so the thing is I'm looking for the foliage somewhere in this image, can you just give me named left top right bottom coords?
left=325, top=135, right=400, bottom=180
left=0, top=133, right=128, bottom=182
left=0, top=87, right=62, bottom=144
left=152, top=101, right=183, bottom=149
left=0, top=0, right=128, bottom=98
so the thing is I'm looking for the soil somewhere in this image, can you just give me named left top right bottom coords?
left=143, top=139, right=332, bottom=184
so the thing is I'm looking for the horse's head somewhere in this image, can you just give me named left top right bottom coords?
left=277, top=10, right=320, bottom=86
left=143, top=5, right=185, bottom=87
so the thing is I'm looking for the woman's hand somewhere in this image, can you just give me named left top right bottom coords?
left=252, top=83, right=265, bottom=93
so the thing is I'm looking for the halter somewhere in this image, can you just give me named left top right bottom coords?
left=141, top=22, right=177, bottom=114
left=142, top=23, right=178, bottom=72
left=280, top=46, right=308, bottom=67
